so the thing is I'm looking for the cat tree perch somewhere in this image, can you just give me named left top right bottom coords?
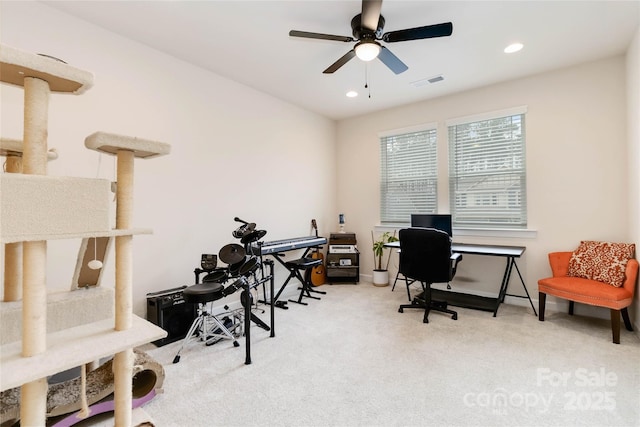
left=0, top=44, right=170, bottom=426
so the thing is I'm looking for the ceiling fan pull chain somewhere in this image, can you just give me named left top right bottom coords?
left=365, top=63, right=372, bottom=98
left=364, top=63, right=368, bottom=89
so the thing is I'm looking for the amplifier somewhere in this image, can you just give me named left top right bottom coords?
left=329, top=233, right=357, bottom=245
left=329, top=244, right=358, bottom=253
left=146, top=286, right=196, bottom=347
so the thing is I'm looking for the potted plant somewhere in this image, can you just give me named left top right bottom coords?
left=371, top=230, right=399, bottom=286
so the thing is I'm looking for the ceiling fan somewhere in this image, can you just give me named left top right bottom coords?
left=289, top=0, right=453, bottom=75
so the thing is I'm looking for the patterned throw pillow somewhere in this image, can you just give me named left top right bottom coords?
left=567, top=241, right=636, bottom=287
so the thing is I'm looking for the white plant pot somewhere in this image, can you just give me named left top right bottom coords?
left=372, top=269, right=389, bottom=287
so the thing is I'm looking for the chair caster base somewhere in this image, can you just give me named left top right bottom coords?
left=433, top=300, right=447, bottom=309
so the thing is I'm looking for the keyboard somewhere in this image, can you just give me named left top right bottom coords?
left=251, top=236, right=327, bottom=255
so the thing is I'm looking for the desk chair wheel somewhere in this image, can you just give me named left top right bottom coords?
left=433, top=300, right=447, bottom=309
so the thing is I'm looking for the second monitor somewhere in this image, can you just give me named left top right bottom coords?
left=410, top=214, right=453, bottom=237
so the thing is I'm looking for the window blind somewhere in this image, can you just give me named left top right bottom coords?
left=380, top=128, right=437, bottom=224
left=448, top=113, right=527, bottom=228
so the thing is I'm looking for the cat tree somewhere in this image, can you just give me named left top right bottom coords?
left=0, top=44, right=170, bottom=425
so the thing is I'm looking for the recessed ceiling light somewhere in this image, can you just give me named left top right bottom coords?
left=504, top=43, right=524, bottom=54
left=346, top=91, right=358, bottom=98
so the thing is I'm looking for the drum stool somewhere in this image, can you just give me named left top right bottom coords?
left=172, top=281, right=240, bottom=364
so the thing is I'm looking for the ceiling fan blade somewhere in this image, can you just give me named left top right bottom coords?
left=289, top=30, right=354, bottom=43
left=377, top=46, right=408, bottom=74
left=323, top=50, right=356, bottom=74
left=382, top=22, right=453, bottom=43
left=361, top=0, right=383, bottom=32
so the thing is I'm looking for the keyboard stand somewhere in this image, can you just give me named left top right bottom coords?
left=260, top=247, right=325, bottom=309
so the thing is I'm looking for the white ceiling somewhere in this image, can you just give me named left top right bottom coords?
left=43, top=1, right=639, bottom=121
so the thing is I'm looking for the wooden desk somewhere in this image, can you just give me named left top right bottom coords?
left=385, top=241, right=536, bottom=316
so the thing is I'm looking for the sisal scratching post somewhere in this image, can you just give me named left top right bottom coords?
left=4, top=155, right=22, bottom=173
left=115, top=149, right=134, bottom=330
left=113, top=349, right=134, bottom=427
left=115, top=149, right=134, bottom=427
left=3, top=242, right=22, bottom=301
left=22, top=77, right=49, bottom=175
left=20, top=76, right=50, bottom=427
left=2, top=143, right=23, bottom=302
left=20, top=379, right=48, bottom=421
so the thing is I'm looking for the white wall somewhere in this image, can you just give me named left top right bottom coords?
left=627, top=27, right=640, bottom=329
left=1, top=2, right=637, bottom=324
left=337, top=56, right=631, bottom=315
left=0, top=2, right=337, bottom=317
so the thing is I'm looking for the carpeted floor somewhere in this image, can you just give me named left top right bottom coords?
left=103, top=281, right=640, bottom=426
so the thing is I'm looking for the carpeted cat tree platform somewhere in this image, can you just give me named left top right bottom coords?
left=0, top=44, right=171, bottom=426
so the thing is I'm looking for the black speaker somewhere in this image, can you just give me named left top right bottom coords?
left=146, top=286, right=196, bottom=347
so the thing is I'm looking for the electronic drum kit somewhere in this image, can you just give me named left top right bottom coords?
left=218, top=218, right=271, bottom=315
left=197, top=217, right=268, bottom=297
left=173, top=217, right=272, bottom=365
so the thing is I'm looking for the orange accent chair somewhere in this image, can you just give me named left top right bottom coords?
left=538, top=252, right=638, bottom=344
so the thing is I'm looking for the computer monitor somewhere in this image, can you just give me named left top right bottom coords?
left=410, top=214, right=453, bottom=237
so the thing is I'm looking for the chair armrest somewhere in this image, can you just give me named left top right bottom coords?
left=548, top=252, right=573, bottom=277
left=622, top=258, right=639, bottom=296
left=450, top=252, right=462, bottom=276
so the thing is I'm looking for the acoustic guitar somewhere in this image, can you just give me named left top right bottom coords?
left=310, top=219, right=326, bottom=286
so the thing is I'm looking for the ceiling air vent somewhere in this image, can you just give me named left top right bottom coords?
left=410, top=75, right=444, bottom=87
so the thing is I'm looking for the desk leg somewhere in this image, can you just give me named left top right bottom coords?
left=493, top=257, right=514, bottom=317
left=512, top=261, right=537, bottom=316
left=494, top=257, right=537, bottom=317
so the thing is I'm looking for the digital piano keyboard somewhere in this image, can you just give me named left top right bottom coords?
left=251, top=236, right=327, bottom=255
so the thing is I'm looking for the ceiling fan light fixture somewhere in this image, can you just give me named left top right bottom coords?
left=354, top=41, right=381, bottom=61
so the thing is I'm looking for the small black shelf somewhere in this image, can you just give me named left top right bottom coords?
left=326, top=232, right=359, bottom=284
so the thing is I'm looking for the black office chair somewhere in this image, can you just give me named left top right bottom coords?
left=397, top=227, right=463, bottom=323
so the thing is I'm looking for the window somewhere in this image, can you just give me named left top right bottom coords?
left=380, top=126, right=437, bottom=224
left=448, top=108, right=527, bottom=228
